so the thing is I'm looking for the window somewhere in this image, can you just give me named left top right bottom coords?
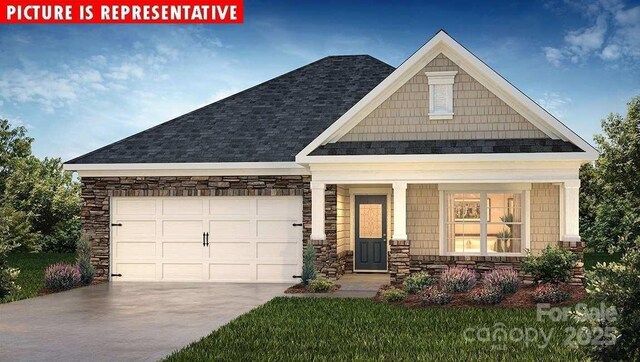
left=443, top=191, right=527, bottom=255
left=425, top=71, right=457, bottom=120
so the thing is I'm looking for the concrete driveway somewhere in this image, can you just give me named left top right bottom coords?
left=0, top=282, right=287, bottom=361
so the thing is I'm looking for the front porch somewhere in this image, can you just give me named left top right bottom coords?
left=309, top=178, right=583, bottom=285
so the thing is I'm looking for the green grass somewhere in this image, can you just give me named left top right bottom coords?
left=584, top=251, right=622, bottom=271
left=2, top=252, right=76, bottom=303
left=164, top=297, right=586, bottom=361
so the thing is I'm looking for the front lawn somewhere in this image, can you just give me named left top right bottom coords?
left=583, top=251, right=622, bottom=271
left=164, top=297, right=586, bottom=361
left=2, top=252, right=76, bottom=303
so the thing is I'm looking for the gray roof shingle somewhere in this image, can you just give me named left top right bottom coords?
left=310, top=139, right=584, bottom=156
left=66, top=55, right=395, bottom=164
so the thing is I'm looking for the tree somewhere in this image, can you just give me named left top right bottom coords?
left=0, top=119, right=33, bottom=196
left=3, top=156, right=80, bottom=252
left=0, top=204, right=39, bottom=252
left=581, top=96, right=640, bottom=252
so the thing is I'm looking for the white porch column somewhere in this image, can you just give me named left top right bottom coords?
left=561, top=179, right=581, bottom=244
left=310, top=181, right=326, bottom=240
left=392, top=181, right=408, bottom=241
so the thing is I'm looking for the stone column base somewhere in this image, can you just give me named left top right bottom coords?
left=389, top=239, right=410, bottom=286
left=559, top=240, right=586, bottom=286
left=311, top=238, right=343, bottom=280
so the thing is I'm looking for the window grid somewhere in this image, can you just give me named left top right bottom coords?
left=445, top=191, right=525, bottom=255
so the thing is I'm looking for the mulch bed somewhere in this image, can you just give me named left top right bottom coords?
left=37, top=280, right=105, bottom=297
left=374, top=284, right=588, bottom=308
left=284, top=283, right=341, bottom=294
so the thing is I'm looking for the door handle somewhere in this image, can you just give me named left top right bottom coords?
left=205, top=232, right=209, bottom=247
left=202, top=232, right=206, bottom=246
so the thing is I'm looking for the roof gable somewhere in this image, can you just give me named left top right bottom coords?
left=339, top=53, right=548, bottom=142
left=296, top=30, right=598, bottom=162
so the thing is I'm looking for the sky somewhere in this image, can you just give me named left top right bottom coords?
left=0, top=0, right=639, bottom=161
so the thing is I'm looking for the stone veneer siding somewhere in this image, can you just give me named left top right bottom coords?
left=389, top=240, right=585, bottom=286
left=81, top=175, right=339, bottom=281
left=311, top=184, right=345, bottom=279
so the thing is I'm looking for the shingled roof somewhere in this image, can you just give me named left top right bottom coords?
left=309, top=139, right=584, bottom=156
left=66, top=55, right=396, bottom=164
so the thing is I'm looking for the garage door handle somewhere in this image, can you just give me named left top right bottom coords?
left=205, top=232, right=209, bottom=247
left=292, top=223, right=303, bottom=227
left=202, top=232, right=206, bottom=246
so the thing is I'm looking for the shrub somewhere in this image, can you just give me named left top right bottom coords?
left=301, top=242, right=316, bottom=286
left=470, top=287, right=504, bottom=305
left=585, top=239, right=640, bottom=360
left=0, top=260, right=20, bottom=300
left=404, top=272, right=437, bottom=294
left=381, top=287, right=407, bottom=303
left=484, top=268, right=521, bottom=294
left=441, top=267, right=477, bottom=292
left=420, top=286, right=453, bottom=305
left=532, top=283, right=569, bottom=303
left=308, top=277, right=334, bottom=293
left=44, top=262, right=81, bottom=292
left=76, top=235, right=94, bottom=285
left=521, top=246, right=578, bottom=284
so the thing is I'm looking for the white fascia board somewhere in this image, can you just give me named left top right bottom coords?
left=297, top=152, right=595, bottom=164
left=295, top=31, right=598, bottom=161
left=63, top=162, right=311, bottom=177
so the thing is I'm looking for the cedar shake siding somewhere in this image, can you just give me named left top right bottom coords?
left=530, top=183, right=560, bottom=253
left=339, top=53, right=548, bottom=142
left=406, top=184, right=440, bottom=255
left=336, top=185, right=350, bottom=255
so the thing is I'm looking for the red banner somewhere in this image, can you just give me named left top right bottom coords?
left=0, top=0, right=243, bottom=23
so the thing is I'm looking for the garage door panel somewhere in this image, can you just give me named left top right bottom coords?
left=209, top=264, right=253, bottom=281
left=116, top=242, right=156, bottom=259
left=162, top=199, right=204, bottom=215
left=116, top=263, right=156, bottom=280
left=209, top=242, right=252, bottom=259
left=257, top=220, right=299, bottom=239
left=112, top=196, right=301, bottom=283
left=117, top=221, right=156, bottom=240
left=257, top=243, right=298, bottom=259
left=162, top=220, right=202, bottom=239
left=210, top=199, right=251, bottom=215
left=115, top=199, right=156, bottom=216
left=257, top=264, right=298, bottom=282
left=256, top=199, right=300, bottom=218
left=162, top=264, right=202, bottom=281
left=210, top=220, right=253, bottom=238
left=163, top=242, right=203, bottom=259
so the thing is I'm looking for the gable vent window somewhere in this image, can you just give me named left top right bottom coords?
left=426, top=70, right=457, bottom=120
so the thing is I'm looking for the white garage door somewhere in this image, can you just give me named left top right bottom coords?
left=111, top=196, right=303, bottom=282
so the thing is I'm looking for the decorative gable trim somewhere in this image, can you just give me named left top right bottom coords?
left=296, top=30, right=598, bottom=162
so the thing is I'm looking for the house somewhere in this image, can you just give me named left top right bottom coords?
left=63, top=30, right=596, bottom=285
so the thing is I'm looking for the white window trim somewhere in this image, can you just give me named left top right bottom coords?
left=438, top=185, right=530, bottom=257
left=426, top=70, right=457, bottom=120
